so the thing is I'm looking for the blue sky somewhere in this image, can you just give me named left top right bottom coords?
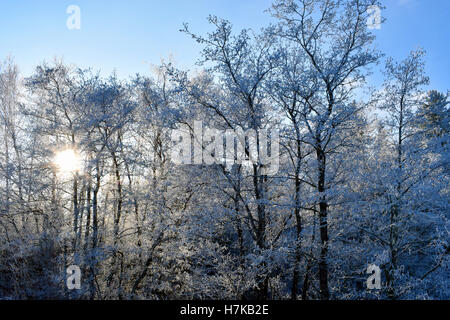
left=0, top=0, right=449, bottom=92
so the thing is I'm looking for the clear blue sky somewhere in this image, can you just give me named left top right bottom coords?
left=1, top=0, right=449, bottom=92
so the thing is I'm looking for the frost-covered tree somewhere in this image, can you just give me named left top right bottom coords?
left=270, top=0, right=383, bottom=299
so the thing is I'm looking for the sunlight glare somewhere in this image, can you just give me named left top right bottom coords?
left=54, top=149, right=82, bottom=174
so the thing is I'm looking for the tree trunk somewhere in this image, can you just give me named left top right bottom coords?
left=317, top=146, right=329, bottom=300
left=291, top=131, right=302, bottom=300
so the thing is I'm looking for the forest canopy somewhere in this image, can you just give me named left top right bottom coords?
left=0, top=0, right=448, bottom=300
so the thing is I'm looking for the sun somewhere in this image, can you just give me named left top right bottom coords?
left=54, top=149, right=82, bottom=174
